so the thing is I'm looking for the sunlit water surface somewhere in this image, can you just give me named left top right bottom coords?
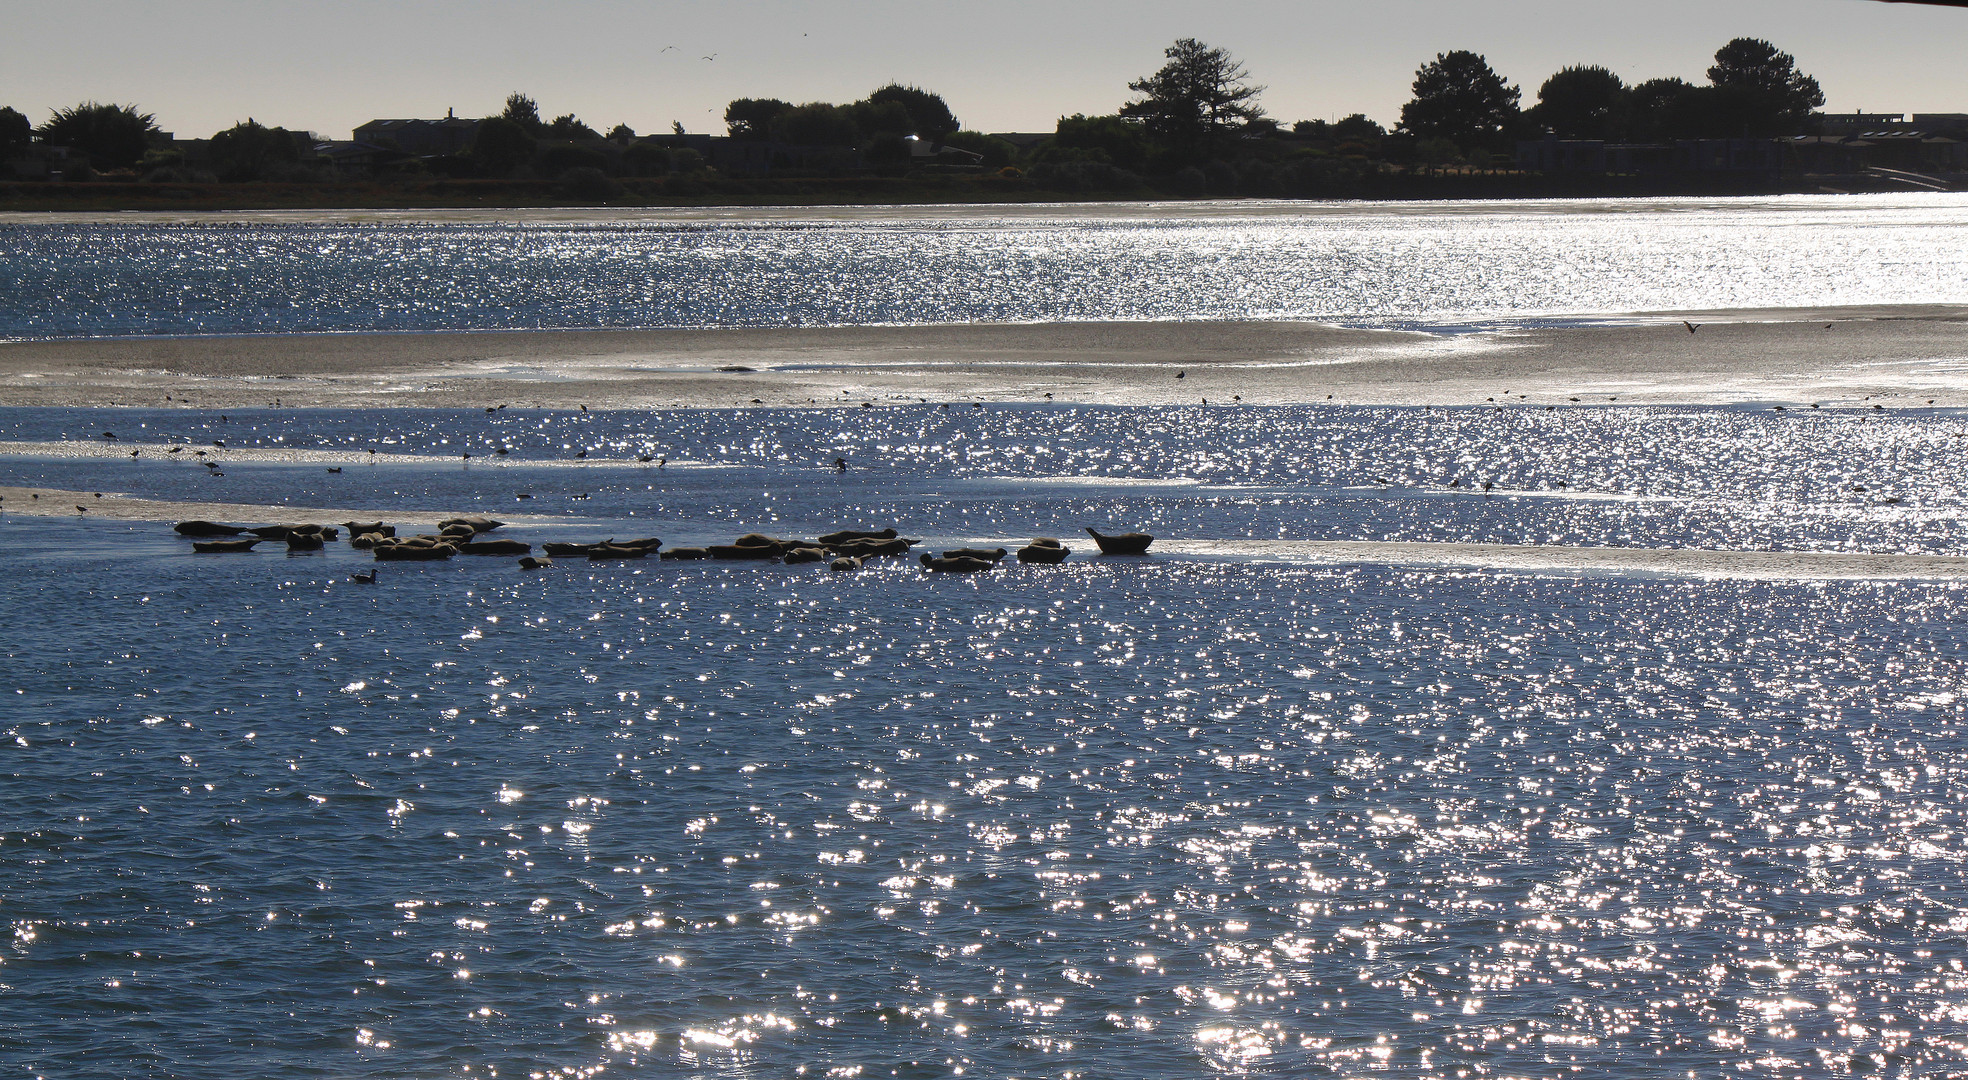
left=6, top=403, right=1968, bottom=1079
left=4, top=195, right=1968, bottom=337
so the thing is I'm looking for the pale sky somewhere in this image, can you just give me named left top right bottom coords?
left=1, top=0, right=1963, bottom=140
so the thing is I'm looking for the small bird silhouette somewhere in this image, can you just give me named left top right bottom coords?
left=349, top=570, right=377, bottom=584
left=327, top=467, right=342, bottom=473
left=1175, top=371, right=1185, bottom=379
left=1682, top=321, right=1699, bottom=334
left=76, top=504, right=88, bottom=513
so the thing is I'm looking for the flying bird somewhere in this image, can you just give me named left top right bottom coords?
left=1682, top=321, right=1699, bottom=334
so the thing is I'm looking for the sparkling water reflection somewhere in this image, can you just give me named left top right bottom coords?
left=4, top=195, right=1967, bottom=338
left=5, top=402, right=1968, bottom=1078
left=4, top=542, right=1967, bottom=1079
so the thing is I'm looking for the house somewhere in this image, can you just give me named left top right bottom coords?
left=353, top=111, right=482, bottom=157
left=313, top=140, right=415, bottom=178
left=900, top=135, right=984, bottom=169
left=1515, top=136, right=1673, bottom=176
left=4, top=143, right=77, bottom=180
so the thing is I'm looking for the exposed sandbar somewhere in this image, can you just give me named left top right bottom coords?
left=1153, top=539, right=1968, bottom=581
left=4, top=308, right=1967, bottom=411
left=0, top=485, right=567, bottom=528
left=7, top=483, right=1959, bottom=582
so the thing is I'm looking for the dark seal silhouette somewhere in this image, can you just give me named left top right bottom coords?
left=1016, top=542, right=1071, bottom=564
left=920, top=553, right=996, bottom=573
left=1086, top=528, right=1153, bottom=555
left=818, top=527, right=897, bottom=546
left=192, top=538, right=261, bottom=553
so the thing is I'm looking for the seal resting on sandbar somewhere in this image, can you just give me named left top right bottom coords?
left=439, top=516, right=505, bottom=534
left=830, top=555, right=865, bottom=571
left=518, top=556, right=551, bottom=569
left=374, top=541, right=455, bottom=560
left=660, top=547, right=711, bottom=560
left=781, top=546, right=829, bottom=564
left=1016, top=541, right=1071, bottom=564
left=1086, top=528, right=1153, bottom=555
left=830, top=536, right=916, bottom=557
left=587, top=543, right=648, bottom=560
left=817, top=527, right=897, bottom=546
left=920, top=553, right=996, bottom=573
left=940, top=547, right=1007, bottom=562
left=176, top=520, right=243, bottom=537
left=193, top=538, right=261, bottom=553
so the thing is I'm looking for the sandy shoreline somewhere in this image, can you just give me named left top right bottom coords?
left=0, top=484, right=573, bottom=529
left=3, top=306, right=1968, bottom=410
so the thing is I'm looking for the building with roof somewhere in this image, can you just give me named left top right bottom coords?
left=353, top=111, right=482, bottom=157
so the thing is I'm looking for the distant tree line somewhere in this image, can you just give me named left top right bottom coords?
left=0, top=35, right=1838, bottom=199
left=1006, top=35, right=1827, bottom=197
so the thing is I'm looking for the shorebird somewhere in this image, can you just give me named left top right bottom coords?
left=349, top=570, right=377, bottom=584
left=1682, top=321, right=1699, bottom=334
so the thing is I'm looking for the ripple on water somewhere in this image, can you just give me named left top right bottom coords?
left=5, top=541, right=1968, bottom=1078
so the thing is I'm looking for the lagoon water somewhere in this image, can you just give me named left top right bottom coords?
left=4, top=195, right=1968, bottom=337
left=7, top=198, right=1968, bottom=1079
